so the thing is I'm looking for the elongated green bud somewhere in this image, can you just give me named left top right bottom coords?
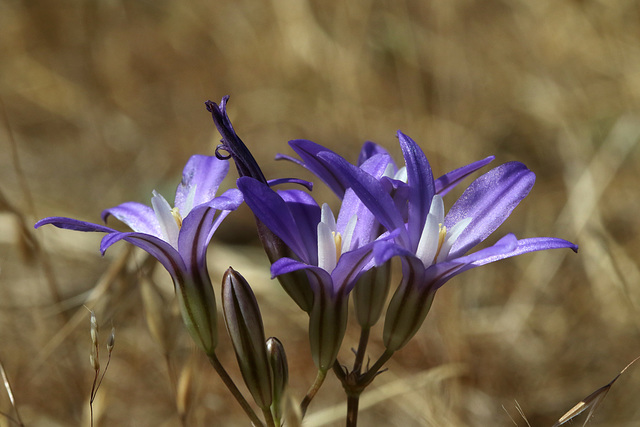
left=174, top=274, right=218, bottom=356
left=353, top=262, right=391, bottom=329
left=222, top=267, right=273, bottom=409
left=308, top=274, right=349, bottom=372
left=383, top=272, right=435, bottom=353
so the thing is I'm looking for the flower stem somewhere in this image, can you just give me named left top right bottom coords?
left=262, top=408, right=276, bottom=427
left=346, top=393, right=360, bottom=427
left=208, top=353, right=264, bottom=427
left=358, top=349, right=394, bottom=386
left=352, top=327, right=370, bottom=374
left=300, top=369, right=327, bottom=417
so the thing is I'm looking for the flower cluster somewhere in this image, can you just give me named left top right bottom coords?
left=36, top=96, right=577, bottom=426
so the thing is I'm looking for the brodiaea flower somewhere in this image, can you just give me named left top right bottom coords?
left=237, top=175, right=392, bottom=372
left=35, top=155, right=243, bottom=355
left=302, top=131, right=578, bottom=352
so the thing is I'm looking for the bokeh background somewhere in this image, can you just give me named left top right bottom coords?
left=2, top=0, right=640, bottom=425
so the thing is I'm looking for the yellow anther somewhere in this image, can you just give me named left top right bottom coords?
left=171, top=207, right=183, bottom=228
left=433, top=224, right=447, bottom=262
left=333, top=231, right=343, bottom=263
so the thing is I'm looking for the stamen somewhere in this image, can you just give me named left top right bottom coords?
left=171, top=207, right=183, bottom=228
left=333, top=231, right=342, bottom=262
left=318, top=205, right=357, bottom=272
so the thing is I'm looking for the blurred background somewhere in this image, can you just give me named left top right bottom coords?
left=2, top=0, right=640, bottom=425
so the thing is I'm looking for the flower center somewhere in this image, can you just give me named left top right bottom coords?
left=151, top=190, right=181, bottom=249
left=171, top=207, right=183, bottom=228
left=415, top=195, right=471, bottom=268
left=317, top=204, right=357, bottom=272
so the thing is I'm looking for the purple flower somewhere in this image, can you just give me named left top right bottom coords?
left=205, top=97, right=318, bottom=313
left=237, top=175, right=391, bottom=371
left=35, top=155, right=243, bottom=355
left=277, top=138, right=496, bottom=329
left=300, top=131, right=578, bottom=351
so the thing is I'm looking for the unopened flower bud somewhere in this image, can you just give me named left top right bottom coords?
left=308, top=277, right=349, bottom=372
left=175, top=274, right=218, bottom=356
left=266, top=337, right=288, bottom=421
left=222, top=267, right=272, bottom=409
left=353, top=262, right=391, bottom=329
left=383, top=264, right=435, bottom=352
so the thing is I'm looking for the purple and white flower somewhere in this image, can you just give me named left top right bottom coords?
left=36, top=155, right=242, bottom=355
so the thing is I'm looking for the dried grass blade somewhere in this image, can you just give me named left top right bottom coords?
left=553, top=354, right=640, bottom=427
left=0, top=358, right=24, bottom=426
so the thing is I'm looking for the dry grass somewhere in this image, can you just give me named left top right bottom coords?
left=2, top=0, right=640, bottom=425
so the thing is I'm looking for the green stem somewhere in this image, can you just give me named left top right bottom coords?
left=208, top=354, right=264, bottom=427
left=300, top=369, right=327, bottom=417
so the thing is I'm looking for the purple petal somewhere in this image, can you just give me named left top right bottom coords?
left=267, top=177, right=314, bottom=191
left=178, top=205, right=218, bottom=274
left=271, top=257, right=333, bottom=296
left=35, top=217, right=116, bottom=234
left=445, top=162, right=536, bottom=258
left=431, top=234, right=577, bottom=290
left=359, top=152, right=396, bottom=179
left=237, top=177, right=312, bottom=262
left=203, top=188, right=244, bottom=211
left=205, top=96, right=267, bottom=183
left=100, top=231, right=186, bottom=279
left=372, top=239, right=416, bottom=266
left=288, top=139, right=347, bottom=198
left=278, top=189, right=321, bottom=266
left=331, top=244, right=376, bottom=294
left=317, top=151, right=409, bottom=247
left=101, top=202, right=160, bottom=236
left=466, top=236, right=578, bottom=267
left=174, top=155, right=229, bottom=212
left=275, top=152, right=304, bottom=166
left=397, top=131, right=436, bottom=251
left=435, top=156, right=495, bottom=196
left=357, top=141, right=393, bottom=167
left=336, top=188, right=377, bottom=248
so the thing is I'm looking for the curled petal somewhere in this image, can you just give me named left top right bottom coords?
left=267, top=177, right=314, bottom=191
left=205, top=96, right=267, bottom=183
